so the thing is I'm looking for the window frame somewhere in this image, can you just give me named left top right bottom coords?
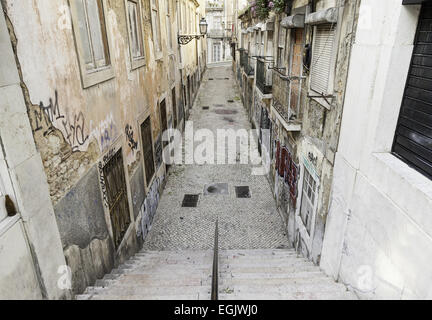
left=307, top=8, right=343, bottom=109
left=295, top=158, right=320, bottom=250
left=125, top=0, right=146, bottom=70
left=69, top=0, right=115, bottom=88
left=165, top=0, right=173, bottom=52
left=150, top=0, right=163, bottom=59
left=139, top=113, right=157, bottom=190
left=277, top=21, right=288, bottom=72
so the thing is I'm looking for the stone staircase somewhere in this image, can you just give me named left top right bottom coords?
left=75, top=248, right=356, bottom=300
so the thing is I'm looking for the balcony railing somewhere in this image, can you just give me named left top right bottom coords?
left=240, top=51, right=254, bottom=76
left=270, top=71, right=303, bottom=131
left=256, top=57, right=273, bottom=95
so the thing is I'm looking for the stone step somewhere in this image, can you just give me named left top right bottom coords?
left=219, top=265, right=320, bottom=274
left=219, top=261, right=319, bottom=272
left=88, top=293, right=206, bottom=300
left=219, top=253, right=301, bottom=261
left=89, top=285, right=210, bottom=296
left=221, top=249, right=296, bottom=256
left=219, top=271, right=325, bottom=279
left=102, top=275, right=207, bottom=287
left=127, top=264, right=212, bottom=273
left=219, top=290, right=357, bottom=300
left=129, top=256, right=213, bottom=265
left=218, top=276, right=335, bottom=288
left=219, top=257, right=308, bottom=265
left=137, top=250, right=212, bottom=257
left=218, top=283, right=350, bottom=295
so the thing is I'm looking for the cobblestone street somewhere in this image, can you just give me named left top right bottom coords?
left=142, top=64, right=290, bottom=251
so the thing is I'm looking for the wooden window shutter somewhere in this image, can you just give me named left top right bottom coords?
left=310, top=23, right=336, bottom=94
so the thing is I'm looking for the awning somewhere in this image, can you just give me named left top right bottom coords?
left=247, top=27, right=254, bottom=33
left=281, top=14, right=305, bottom=28
left=305, top=7, right=338, bottom=25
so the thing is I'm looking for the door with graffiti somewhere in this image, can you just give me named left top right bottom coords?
left=102, top=149, right=131, bottom=248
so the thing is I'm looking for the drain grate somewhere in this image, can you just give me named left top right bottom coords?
left=202, top=106, right=209, bottom=110
left=235, top=186, right=251, bottom=198
left=208, top=78, right=214, bottom=80
left=182, top=194, right=200, bottom=207
left=214, top=104, right=225, bottom=107
left=227, top=100, right=234, bottom=103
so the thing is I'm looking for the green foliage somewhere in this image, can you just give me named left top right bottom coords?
left=249, top=0, right=288, bottom=20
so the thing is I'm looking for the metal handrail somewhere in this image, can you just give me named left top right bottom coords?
left=211, top=219, right=219, bottom=300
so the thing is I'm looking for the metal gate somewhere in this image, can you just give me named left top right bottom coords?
left=103, top=149, right=131, bottom=248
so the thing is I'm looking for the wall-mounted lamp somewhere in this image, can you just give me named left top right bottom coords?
left=178, top=18, right=208, bottom=45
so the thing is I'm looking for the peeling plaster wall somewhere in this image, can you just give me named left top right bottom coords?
left=3, top=0, right=206, bottom=296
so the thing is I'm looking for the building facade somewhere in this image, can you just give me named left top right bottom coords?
left=234, top=0, right=359, bottom=266
left=233, top=0, right=432, bottom=299
left=206, top=0, right=233, bottom=63
left=0, top=0, right=206, bottom=298
left=321, top=0, right=432, bottom=299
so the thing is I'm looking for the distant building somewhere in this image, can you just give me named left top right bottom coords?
left=206, top=0, right=233, bottom=63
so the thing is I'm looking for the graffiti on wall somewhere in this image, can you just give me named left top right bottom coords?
left=275, top=140, right=300, bottom=208
left=139, top=175, right=165, bottom=239
left=32, top=90, right=89, bottom=151
left=154, top=134, right=163, bottom=170
left=89, top=113, right=117, bottom=152
left=125, top=124, right=138, bottom=152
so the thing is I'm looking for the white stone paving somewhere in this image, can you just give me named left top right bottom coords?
left=142, top=65, right=290, bottom=251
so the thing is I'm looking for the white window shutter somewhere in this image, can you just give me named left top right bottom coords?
left=310, top=23, right=336, bottom=95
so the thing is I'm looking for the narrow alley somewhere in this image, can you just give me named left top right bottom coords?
left=143, top=64, right=289, bottom=251
left=75, top=64, right=355, bottom=300
left=2, top=0, right=432, bottom=303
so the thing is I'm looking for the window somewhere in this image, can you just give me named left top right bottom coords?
left=181, top=2, right=185, bottom=33
left=70, top=0, right=114, bottom=88
left=392, top=3, right=432, bottom=180
left=141, top=116, right=155, bottom=186
left=165, top=0, right=172, bottom=50
left=288, top=28, right=305, bottom=116
left=299, top=167, right=318, bottom=235
left=277, top=23, right=287, bottom=71
left=126, top=0, right=145, bottom=69
left=151, top=0, right=162, bottom=55
left=212, top=42, right=221, bottom=62
left=172, top=87, right=177, bottom=128
left=159, top=99, right=168, bottom=147
left=310, top=23, right=337, bottom=96
left=255, top=31, right=259, bottom=56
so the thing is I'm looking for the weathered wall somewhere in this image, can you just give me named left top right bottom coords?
left=235, top=0, right=359, bottom=265
left=321, top=0, right=432, bottom=299
left=3, top=0, right=205, bottom=296
left=0, top=0, right=69, bottom=299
